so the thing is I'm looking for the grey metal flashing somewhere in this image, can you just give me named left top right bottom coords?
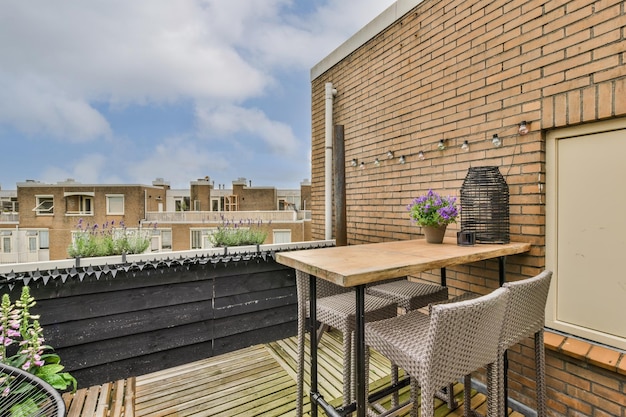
left=310, top=0, right=424, bottom=80
left=0, top=240, right=336, bottom=288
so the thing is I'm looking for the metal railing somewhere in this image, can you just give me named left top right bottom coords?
left=0, top=213, right=18, bottom=223
left=145, top=210, right=311, bottom=224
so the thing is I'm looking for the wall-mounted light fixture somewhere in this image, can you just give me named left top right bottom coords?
left=492, top=134, right=502, bottom=147
left=387, top=150, right=394, bottom=159
left=399, top=155, right=406, bottom=164
left=438, top=139, right=446, bottom=150
left=351, top=158, right=358, bottom=167
left=360, top=161, right=365, bottom=169
left=418, top=150, right=425, bottom=160
left=518, top=121, right=529, bottom=135
left=374, top=158, right=380, bottom=166
left=461, top=140, right=470, bottom=152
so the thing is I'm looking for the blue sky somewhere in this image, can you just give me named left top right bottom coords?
left=0, top=0, right=397, bottom=190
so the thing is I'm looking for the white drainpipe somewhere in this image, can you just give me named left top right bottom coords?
left=325, top=82, right=337, bottom=240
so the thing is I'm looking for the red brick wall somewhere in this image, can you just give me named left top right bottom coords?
left=311, top=0, right=626, bottom=414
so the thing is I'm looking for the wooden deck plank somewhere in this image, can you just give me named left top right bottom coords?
left=64, top=329, right=525, bottom=417
left=137, top=364, right=289, bottom=415
left=136, top=346, right=267, bottom=390
left=94, top=382, right=112, bottom=417
left=136, top=351, right=279, bottom=414
left=63, top=377, right=134, bottom=417
left=64, top=388, right=87, bottom=417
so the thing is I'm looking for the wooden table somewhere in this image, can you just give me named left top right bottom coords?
left=276, top=238, right=531, bottom=417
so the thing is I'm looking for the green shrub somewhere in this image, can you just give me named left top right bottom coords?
left=68, top=219, right=152, bottom=258
left=209, top=217, right=268, bottom=247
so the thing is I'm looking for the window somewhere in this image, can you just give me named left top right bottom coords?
left=1, top=196, right=17, bottom=212
left=28, top=237, right=37, bottom=252
left=162, top=230, right=172, bottom=249
left=150, top=229, right=173, bottom=251
left=106, top=195, right=124, bottom=215
left=191, top=230, right=202, bottom=249
left=211, top=197, right=221, bottom=211
left=39, top=230, right=49, bottom=249
left=34, top=196, right=54, bottom=215
left=2, top=236, right=10, bottom=253
left=81, top=196, right=92, bottom=213
left=65, top=194, right=93, bottom=215
left=273, top=230, right=291, bottom=244
left=191, top=229, right=216, bottom=249
left=175, top=197, right=190, bottom=212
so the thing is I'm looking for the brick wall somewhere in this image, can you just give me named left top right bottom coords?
left=16, top=184, right=154, bottom=260
left=310, top=0, right=626, bottom=415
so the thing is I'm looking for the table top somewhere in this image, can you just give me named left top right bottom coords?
left=275, top=238, right=531, bottom=287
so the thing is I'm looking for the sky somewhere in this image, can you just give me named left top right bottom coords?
left=0, top=0, right=398, bottom=191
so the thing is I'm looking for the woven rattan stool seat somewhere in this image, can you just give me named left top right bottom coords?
left=317, top=292, right=398, bottom=330
left=365, top=287, right=509, bottom=417
left=367, top=280, right=448, bottom=312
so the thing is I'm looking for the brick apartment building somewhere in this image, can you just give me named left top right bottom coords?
left=0, top=176, right=311, bottom=262
left=310, top=0, right=626, bottom=416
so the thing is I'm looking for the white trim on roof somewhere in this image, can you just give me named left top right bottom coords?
left=310, top=0, right=423, bottom=80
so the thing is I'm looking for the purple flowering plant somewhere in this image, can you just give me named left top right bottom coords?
left=68, top=218, right=153, bottom=258
left=0, top=287, right=77, bottom=401
left=407, top=189, right=459, bottom=227
left=209, top=215, right=269, bottom=247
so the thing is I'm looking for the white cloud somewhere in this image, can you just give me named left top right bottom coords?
left=125, top=137, right=229, bottom=188
left=0, top=1, right=271, bottom=140
left=0, top=0, right=397, bottom=189
left=40, top=154, right=109, bottom=184
left=196, top=104, right=299, bottom=155
left=3, top=81, right=111, bottom=142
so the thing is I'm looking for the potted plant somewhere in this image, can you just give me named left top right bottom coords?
left=407, top=189, right=459, bottom=243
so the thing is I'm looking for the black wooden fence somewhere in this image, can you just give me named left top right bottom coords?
left=0, top=245, right=331, bottom=389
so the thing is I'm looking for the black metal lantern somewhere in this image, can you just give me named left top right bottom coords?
left=460, top=166, right=510, bottom=243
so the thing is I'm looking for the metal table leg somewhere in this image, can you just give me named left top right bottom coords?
left=309, top=274, right=318, bottom=417
left=498, top=256, right=509, bottom=409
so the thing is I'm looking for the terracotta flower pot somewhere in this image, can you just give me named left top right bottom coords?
left=423, top=225, right=447, bottom=243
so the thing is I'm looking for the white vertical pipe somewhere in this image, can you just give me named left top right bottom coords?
left=324, top=82, right=337, bottom=240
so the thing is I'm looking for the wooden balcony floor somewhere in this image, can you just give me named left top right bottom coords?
left=128, top=329, right=524, bottom=417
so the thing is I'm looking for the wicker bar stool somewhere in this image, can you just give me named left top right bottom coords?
left=438, top=270, right=553, bottom=417
left=365, top=287, right=510, bottom=417
left=365, top=278, right=453, bottom=410
left=492, top=270, right=552, bottom=417
left=294, top=270, right=398, bottom=417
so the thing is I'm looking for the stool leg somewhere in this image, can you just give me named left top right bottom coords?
left=410, top=377, right=419, bottom=417
left=535, top=330, right=547, bottom=417
left=296, top=305, right=305, bottom=417
left=391, top=364, right=399, bottom=407
left=494, top=353, right=506, bottom=417
left=295, top=270, right=308, bottom=417
left=463, top=374, right=472, bottom=416
left=343, top=330, right=352, bottom=407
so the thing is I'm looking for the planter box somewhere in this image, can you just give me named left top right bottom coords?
left=0, top=241, right=334, bottom=388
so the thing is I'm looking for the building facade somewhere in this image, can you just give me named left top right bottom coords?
left=310, top=0, right=626, bottom=415
left=0, top=177, right=311, bottom=262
